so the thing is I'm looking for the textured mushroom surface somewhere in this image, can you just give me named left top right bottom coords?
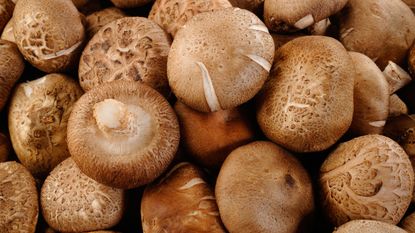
left=1, top=17, right=14, bottom=42
left=79, top=17, right=171, bottom=96
left=320, top=135, right=414, bottom=226
left=41, top=158, right=124, bottom=233
left=67, top=81, right=179, bottom=189
left=8, top=74, right=83, bottom=177
left=168, top=7, right=274, bottom=112
left=333, top=220, right=407, bottom=233
left=110, top=0, right=153, bottom=8
left=13, top=0, right=85, bottom=73
left=0, top=0, right=13, bottom=33
left=0, top=133, right=10, bottom=162
left=149, top=0, right=232, bottom=37
left=257, top=36, right=354, bottom=152
left=141, top=162, right=225, bottom=233
left=0, top=161, right=38, bottom=233
left=216, top=141, right=314, bottom=233
left=85, top=7, right=126, bottom=39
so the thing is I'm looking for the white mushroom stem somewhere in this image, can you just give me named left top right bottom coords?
left=389, top=94, right=408, bottom=117
left=309, top=18, right=331, bottom=35
left=294, top=14, right=315, bottom=30
left=383, top=61, right=412, bottom=94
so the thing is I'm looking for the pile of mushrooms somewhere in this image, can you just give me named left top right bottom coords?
left=1, top=0, right=415, bottom=232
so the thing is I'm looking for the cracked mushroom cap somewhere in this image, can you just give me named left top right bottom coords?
left=168, top=7, right=274, bottom=113
left=0, top=133, right=11, bottom=162
left=264, top=0, right=347, bottom=33
left=257, top=36, right=354, bottom=153
left=85, top=7, right=126, bottom=39
left=216, top=141, right=314, bottom=233
left=110, top=0, right=153, bottom=8
left=67, top=81, right=180, bottom=189
left=79, top=17, right=171, bottom=96
left=141, top=162, right=225, bottom=233
left=348, top=52, right=389, bottom=136
left=13, top=0, right=85, bottom=73
left=1, top=17, right=15, bottom=42
left=319, top=135, right=414, bottom=226
left=0, top=39, right=24, bottom=111
left=333, top=220, right=407, bottom=233
left=0, top=161, right=38, bottom=233
left=0, top=0, right=13, bottom=33
left=41, top=158, right=125, bottom=233
left=336, top=0, right=415, bottom=70
left=149, top=0, right=232, bottom=37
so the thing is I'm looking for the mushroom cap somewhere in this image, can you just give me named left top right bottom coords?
left=401, top=211, right=415, bottom=232
left=337, top=0, right=415, bottom=70
left=216, top=141, right=314, bottom=233
left=257, top=36, right=354, bottom=153
left=0, top=0, right=14, bottom=33
left=264, top=0, right=348, bottom=32
left=41, top=158, right=125, bottom=232
left=13, top=0, right=85, bottom=73
left=0, top=161, right=38, bottom=233
left=110, top=0, right=153, bottom=8
left=0, top=39, right=24, bottom=111
left=320, top=135, right=414, bottom=226
left=67, top=81, right=180, bottom=189
left=333, top=220, right=407, bottom=233
left=85, top=7, right=126, bottom=39
left=0, top=133, right=11, bottom=162
left=168, top=7, right=274, bottom=112
left=79, top=17, right=171, bottom=96
left=348, top=52, right=389, bottom=135
left=1, top=17, right=15, bottom=42
left=141, top=162, right=225, bottom=233
left=227, top=0, right=263, bottom=13
left=149, top=0, right=232, bottom=37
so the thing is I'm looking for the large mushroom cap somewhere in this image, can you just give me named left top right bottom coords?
left=168, top=7, right=274, bottom=112
left=334, top=220, right=407, bottom=233
left=67, top=81, right=180, bottom=189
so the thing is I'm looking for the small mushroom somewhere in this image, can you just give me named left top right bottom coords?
left=85, top=7, right=126, bottom=39
left=67, top=81, right=180, bottom=189
left=401, top=212, right=415, bottom=233
left=320, top=135, right=414, bottom=226
left=141, top=162, right=225, bottom=232
left=41, top=158, right=125, bottom=233
left=389, top=94, right=409, bottom=117
left=0, top=133, right=11, bottom=162
left=109, top=0, right=153, bottom=8
left=227, top=0, right=263, bottom=14
left=333, top=220, right=407, bottom=233
left=0, top=0, right=13, bottom=33
left=1, top=16, right=14, bottom=42
left=0, top=161, right=38, bottom=233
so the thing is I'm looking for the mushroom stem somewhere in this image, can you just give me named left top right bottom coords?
left=93, top=99, right=135, bottom=136
left=294, top=14, right=314, bottom=30
left=309, top=18, right=331, bottom=35
left=383, top=61, right=412, bottom=94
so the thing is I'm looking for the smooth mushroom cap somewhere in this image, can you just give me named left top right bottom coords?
left=216, top=141, right=314, bottom=233
left=337, top=0, right=415, bottom=70
left=0, top=39, right=24, bottom=111
left=8, top=74, right=83, bottom=177
left=149, top=0, right=232, bottom=37
left=227, top=0, right=263, bottom=13
left=402, top=212, right=415, bottom=233
left=257, top=36, right=354, bottom=153
left=85, top=7, right=126, bottom=39
left=110, top=0, right=153, bottom=8
left=1, top=17, right=14, bottom=42
left=41, top=158, right=125, bottom=233
left=0, top=133, right=11, bottom=162
left=0, top=161, right=38, bottom=233
left=0, top=0, right=13, bottom=33
left=264, top=0, right=347, bottom=33
left=320, top=135, right=414, bottom=226
left=141, top=162, right=225, bottom=233
left=168, top=7, right=274, bottom=112
left=79, top=17, right=171, bottom=97
left=333, top=220, right=407, bottom=233
left=67, top=81, right=180, bottom=189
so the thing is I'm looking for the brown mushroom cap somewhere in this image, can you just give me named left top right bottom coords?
left=41, top=158, right=125, bottom=233
left=141, top=162, right=225, bottom=232
left=79, top=17, right=171, bottom=96
left=168, top=7, right=274, bottom=112
left=320, top=135, right=414, bottom=226
left=0, top=16, right=14, bottom=42
left=333, top=220, right=407, bottom=233
left=8, top=74, right=83, bottom=177
left=0, top=133, right=11, bottom=162
left=337, top=0, right=415, bottom=70
left=67, top=81, right=179, bottom=189
left=0, top=161, right=38, bottom=233
left=13, top=0, right=85, bottom=73
left=149, top=0, right=232, bottom=37
left=402, top=212, right=415, bottom=232
left=264, top=0, right=347, bottom=33
left=216, top=141, right=314, bottom=233
left=257, top=36, right=354, bottom=153
left=0, top=0, right=13, bottom=33
left=110, top=0, right=153, bottom=8
left=85, top=7, right=126, bottom=39
left=0, top=39, right=24, bottom=111
left=228, top=0, right=263, bottom=13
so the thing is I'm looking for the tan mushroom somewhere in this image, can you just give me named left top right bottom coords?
left=0, top=0, right=13, bottom=33
left=0, top=133, right=11, bottom=162
left=110, top=0, right=153, bottom=8
left=333, top=220, right=407, bottom=233
left=1, top=17, right=14, bottom=42
left=85, top=7, right=126, bottom=39
left=383, top=61, right=412, bottom=94
left=389, top=94, right=409, bottom=117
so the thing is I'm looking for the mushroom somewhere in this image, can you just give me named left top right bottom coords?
left=402, top=212, right=415, bottom=233
left=348, top=51, right=389, bottom=135
left=168, top=7, right=274, bottom=112
left=41, top=158, right=125, bottom=232
left=320, top=135, right=414, bottom=226
left=264, top=0, right=347, bottom=33
left=216, top=141, right=314, bottom=233
left=0, top=0, right=13, bottom=33
left=383, top=61, right=412, bottom=94
left=0, top=39, right=24, bottom=111
left=389, top=94, right=409, bottom=117
left=0, top=17, right=14, bottom=42
left=227, top=0, right=263, bottom=14
left=0, top=161, right=38, bottom=233
left=336, top=0, right=415, bottom=70
left=109, top=0, right=153, bottom=8
left=174, top=101, right=256, bottom=170
left=85, top=7, right=126, bottom=39
left=67, top=81, right=180, bottom=189
left=141, top=162, right=225, bottom=232
left=333, top=220, right=407, bottom=233
left=79, top=17, right=171, bottom=97
left=13, top=0, right=85, bottom=73
left=8, top=74, right=83, bottom=177
left=257, top=36, right=354, bottom=152
left=0, top=133, right=11, bottom=162
left=149, top=0, right=232, bottom=37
